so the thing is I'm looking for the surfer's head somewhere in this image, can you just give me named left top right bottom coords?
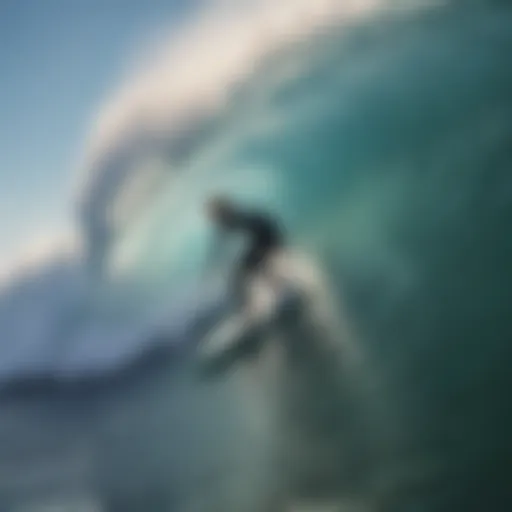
left=205, top=195, right=237, bottom=225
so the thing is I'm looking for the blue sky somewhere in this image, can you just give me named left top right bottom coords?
left=0, top=0, right=196, bottom=264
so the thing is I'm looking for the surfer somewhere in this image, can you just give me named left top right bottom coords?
left=205, top=196, right=285, bottom=312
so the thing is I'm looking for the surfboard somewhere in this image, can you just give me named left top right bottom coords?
left=197, top=249, right=313, bottom=363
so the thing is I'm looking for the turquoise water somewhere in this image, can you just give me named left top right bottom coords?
left=100, top=7, right=512, bottom=506
left=110, top=5, right=512, bottom=300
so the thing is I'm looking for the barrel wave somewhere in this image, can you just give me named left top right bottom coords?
left=1, top=1, right=512, bottom=510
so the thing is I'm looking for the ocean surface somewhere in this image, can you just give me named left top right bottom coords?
left=1, top=2, right=512, bottom=510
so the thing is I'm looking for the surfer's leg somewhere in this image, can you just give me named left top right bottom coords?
left=233, top=245, right=265, bottom=307
left=260, top=248, right=288, bottom=297
left=231, top=254, right=253, bottom=312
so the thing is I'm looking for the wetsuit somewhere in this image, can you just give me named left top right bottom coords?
left=217, top=209, right=285, bottom=307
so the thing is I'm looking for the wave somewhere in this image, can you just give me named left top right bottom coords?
left=0, top=0, right=387, bottom=387
left=1, top=1, right=512, bottom=393
left=0, top=255, right=227, bottom=388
